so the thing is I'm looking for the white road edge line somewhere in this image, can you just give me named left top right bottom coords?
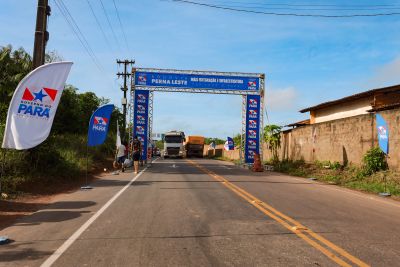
left=40, top=164, right=151, bottom=267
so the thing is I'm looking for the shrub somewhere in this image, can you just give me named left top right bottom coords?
left=362, top=147, right=387, bottom=175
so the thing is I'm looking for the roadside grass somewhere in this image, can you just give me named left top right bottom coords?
left=268, top=160, right=400, bottom=197
left=0, top=130, right=116, bottom=196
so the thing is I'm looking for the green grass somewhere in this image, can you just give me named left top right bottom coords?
left=0, top=131, right=116, bottom=195
left=268, top=160, right=400, bottom=197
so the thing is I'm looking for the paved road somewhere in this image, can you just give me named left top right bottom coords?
left=1, top=158, right=400, bottom=266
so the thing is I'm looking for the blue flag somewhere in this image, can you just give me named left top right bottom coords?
left=87, top=104, right=114, bottom=147
left=224, top=137, right=235, bottom=151
left=376, top=113, right=389, bottom=154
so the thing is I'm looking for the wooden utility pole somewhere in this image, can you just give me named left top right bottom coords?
left=117, top=59, right=135, bottom=140
left=32, top=0, right=50, bottom=69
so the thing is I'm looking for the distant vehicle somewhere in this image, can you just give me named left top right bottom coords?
left=163, top=131, right=185, bottom=158
left=185, top=136, right=205, bottom=158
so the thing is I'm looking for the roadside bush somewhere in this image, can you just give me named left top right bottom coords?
left=315, top=160, right=341, bottom=170
left=362, top=147, right=387, bottom=175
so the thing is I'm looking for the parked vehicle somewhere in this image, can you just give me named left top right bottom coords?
left=185, top=136, right=205, bottom=158
left=163, top=131, right=185, bottom=158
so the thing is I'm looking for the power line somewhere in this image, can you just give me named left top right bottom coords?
left=197, top=1, right=400, bottom=8
left=207, top=4, right=400, bottom=11
left=54, top=0, right=104, bottom=72
left=85, top=0, right=114, bottom=52
left=171, top=0, right=400, bottom=18
left=112, top=0, right=131, bottom=53
left=98, top=0, right=121, bottom=51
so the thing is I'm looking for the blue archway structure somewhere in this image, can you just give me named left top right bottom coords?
left=129, top=68, right=265, bottom=164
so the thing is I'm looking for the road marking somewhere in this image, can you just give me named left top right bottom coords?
left=187, top=160, right=369, bottom=267
left=40, top=165, right=150, bottom=267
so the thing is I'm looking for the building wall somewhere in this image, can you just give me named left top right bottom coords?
left=281, top=108, right=400, bottom=169
left=314, top=97, right=373, bottom=123
left=205, top=108, right=400, bottom=170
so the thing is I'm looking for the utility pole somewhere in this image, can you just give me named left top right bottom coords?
left=117, top=59, right=135, bottom=140
left=32, top=0, right=51, bottom=69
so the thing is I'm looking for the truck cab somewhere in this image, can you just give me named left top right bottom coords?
left=163, top=131, right=185, bottom=159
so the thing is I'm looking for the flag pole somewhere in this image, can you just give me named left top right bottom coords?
left=0, top=149, right=6, bottom=197
left=81, top=138, right=93, bottom=190
left=0, top=149, right=11, bottom=245
left=379, top=154, right=390, bottom=197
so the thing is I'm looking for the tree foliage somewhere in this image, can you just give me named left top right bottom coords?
left=363, top=147, right=387, bottom=175
left=0, top=45, right=123, bottom=136
left=264, top=124, right=282, bottom=161
left=204, top=137, right=225, bottom=145
left=233, top=133, right=241, bottom=148
left=0, top=45, right=32, bottom=123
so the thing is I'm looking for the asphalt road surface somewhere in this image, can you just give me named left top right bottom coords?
left=1, top=158, right=400, bottom=266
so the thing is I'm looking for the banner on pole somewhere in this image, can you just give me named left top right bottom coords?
left=133, top=90, right=149, bottom=161
left=224, top=137, right=234, bottom=151
left=245, top=95, right=261, bottom=163
left=376, top=113, right=389, bottom=154
left=87, top=104, right=114, bottom=147
left=2, top=62, right=73, bottom=150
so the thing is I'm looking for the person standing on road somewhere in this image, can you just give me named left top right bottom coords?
left=116, top=141, right=127, bottom=172
left=131, top=136, right=142, bottom=174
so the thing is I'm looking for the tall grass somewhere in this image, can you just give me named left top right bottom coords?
left=0, top=124, right=116, bottom=194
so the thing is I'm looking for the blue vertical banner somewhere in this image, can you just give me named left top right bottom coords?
left=376, top=113, right=389, bottom=154
left=133, top=90, right=149, bottom=160
left=245, top=95, right=261, bottom=163
left=224, top=137, right=235, bottom=151
left=87, top=104, right=114, bottom=147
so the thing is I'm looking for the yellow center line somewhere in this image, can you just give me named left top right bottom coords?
left=187, top=160, right=369, bottom=267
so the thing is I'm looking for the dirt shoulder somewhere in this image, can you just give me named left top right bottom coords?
left=0, top=158, right=115, bottom=231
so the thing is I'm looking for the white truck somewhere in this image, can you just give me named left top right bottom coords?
left=162, top=131, right=185, bottom=159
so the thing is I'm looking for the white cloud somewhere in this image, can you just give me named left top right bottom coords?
left=369, top=57, right=400, bottom=88
left=266, top=87, right=298, bottom=111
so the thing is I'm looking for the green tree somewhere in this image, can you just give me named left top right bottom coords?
left=264, top=124, right=282, bottom=162
left=0, top=45, right=32, bottom=124
left=233, top=134, right=241, bottom=148
left=204, top=137, right=225, bottom=145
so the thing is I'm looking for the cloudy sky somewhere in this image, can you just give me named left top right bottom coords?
left=1, top=0, right=400, bottom=138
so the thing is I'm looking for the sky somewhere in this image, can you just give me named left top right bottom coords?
left=1, top=0, right=400, bottom=138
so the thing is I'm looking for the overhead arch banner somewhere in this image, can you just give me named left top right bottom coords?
left=134, top=68, right=261, bottom=92
left=2, top=62, right=73, bottom=150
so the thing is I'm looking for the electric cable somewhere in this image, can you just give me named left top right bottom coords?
left=112, top=0, right=131, bottom=54
left=98, top=0, right=122, bottom=51
left=54, top=0, right=103, bottom=73
left=170, top=0, right=400, bottom=18
left=86, top=0, right=114, bottom=52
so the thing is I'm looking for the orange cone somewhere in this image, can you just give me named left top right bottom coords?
left=252, top=153, right=264, bottom=172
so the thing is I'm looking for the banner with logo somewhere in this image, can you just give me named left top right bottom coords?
left=376, top=113, right=389, bottom=154
left=245, top=95, right=261, bottom=163
left=135, top=69, right=260, bottom=92
left=133, top=90, right=149, bottom=161
left=87, top=104, right=114, bottom=147
left=2, top=62, right=73, bottom=150
left=224, top=137, right=234, bottom=151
